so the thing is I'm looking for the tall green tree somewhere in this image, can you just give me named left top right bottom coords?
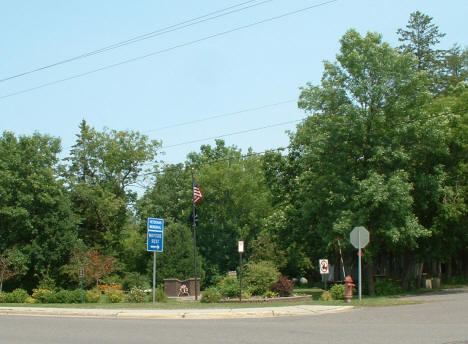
left=0, top=132, right=78, bottom=290
left=397, top=10, right=445, bottom=71
left=266, top=29, right=448, bottom=290
left=397, top=10, right=446, bottom=92
left=66, top=120, right=160, bottom=254
left=186, top=141, right=273, bottom=283
left=138, top=140, right=273, bottom=286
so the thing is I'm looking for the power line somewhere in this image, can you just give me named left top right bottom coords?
left=0, top=0, right=339, bottom=101
left=161, top=118, right=303, bottom=149
left=138, top=145, right=288, bottom=178
left=137, top=107, right=464, bottom=176
left=143, top=99, right=296, bottom=133
left=0, top=0, right=271, bottom=83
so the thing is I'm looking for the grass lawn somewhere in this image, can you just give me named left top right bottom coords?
left=0, top=298, right=422, bottom=309
left=3, top=285, right=465, bottom=310
left=0, top=290, right=426, bottom=309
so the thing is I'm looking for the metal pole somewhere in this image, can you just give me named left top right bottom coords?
left=153, top=251, right=156, bottom=303
left=358, top=228, right=362, bottom=301
left=239, top=252, right=243, bottom=301
left=192, top=169, right=198, bottom=301
left=80, top=278, right=84, bottom=304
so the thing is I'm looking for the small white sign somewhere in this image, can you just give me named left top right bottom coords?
left=238, top=240, right=244, bottom=253
left=319, top=259, right=329, bottom=274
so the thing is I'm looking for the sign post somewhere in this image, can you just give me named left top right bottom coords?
left=147, top=218, right=164, bottom=303
left=319, top=259, right=329, bottom=290
left=78, top=268, right=84, bottom=303
left=350, top=226, right=370, bottom=301
left=238, top=240, right=244, bottom=301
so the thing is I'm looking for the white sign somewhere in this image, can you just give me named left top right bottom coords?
left=238, top=240, right=244, bottom=253
left=350, top=226, right=370, bottom=249
left=319, top=259, right=329, bottom=274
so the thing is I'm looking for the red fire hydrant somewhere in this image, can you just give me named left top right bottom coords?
left=344, top=275, right=355, bottom=302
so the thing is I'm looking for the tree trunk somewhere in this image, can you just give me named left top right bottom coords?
left=416, top=262, right=424, bottom=288
left=402, top=252, right=413, bottom=290
left=447, top=258, right=452, bottom=284
left=463, top=251, right=468, bottom=275
left=367, top=257, right=375, bottom=296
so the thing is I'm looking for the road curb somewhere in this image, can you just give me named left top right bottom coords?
left=0, top=305, right=354, bottom=320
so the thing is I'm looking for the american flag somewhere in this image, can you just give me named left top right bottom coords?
left=192, top=179, right=203, bottom=203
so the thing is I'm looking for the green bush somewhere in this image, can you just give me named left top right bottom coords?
left=105, top=288, right=125, bottom=303
left=122, top=272, right=150, bottom=291
left=330, top=284, right=345, bottom=300
left=32, top=288, right=56, bottom=303
left=264, top=290, right=278, bottom=298
left=320, top=291, right=332, bottom=301
left=1, top=289, right=29, bottom=303
left=85, top=288, right=101, bottom=303
left=375, top=279, right=404, bottom=296
left=450, top=275, right=468, bottom=285
left=24, top=296, right=37, bottom=304
left=201, top=287, right=221, bottom=303
left=156, top=286, right=168, bottom=303
left=126, top=287, right=146, bottom=303
left=244, top=261, right=279, bottom=296
left=241, top=290, right=252, bottom=299
left=54, top=289, right=83, bottom=304
left=216, top=276, right=239, bottom=298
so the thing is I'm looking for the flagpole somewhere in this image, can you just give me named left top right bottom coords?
left=191, top=168, right=198, bottom=301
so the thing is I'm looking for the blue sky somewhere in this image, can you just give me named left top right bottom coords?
left=1, top=0, right=467, bottom=165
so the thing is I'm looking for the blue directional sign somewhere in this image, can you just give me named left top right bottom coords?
left=147, top=218, right=164, bottom=252
left=147, top=218, right=164, bottom=231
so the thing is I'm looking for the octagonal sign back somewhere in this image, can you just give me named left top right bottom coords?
left=350, top=226, right=369, bottom=249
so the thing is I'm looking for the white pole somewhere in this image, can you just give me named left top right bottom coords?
left=358, top=228, right=362, bottom=301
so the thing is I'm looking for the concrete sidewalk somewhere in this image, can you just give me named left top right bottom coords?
left=0, top=304, right=353, bottom=319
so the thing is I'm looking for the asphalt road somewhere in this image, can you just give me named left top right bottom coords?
left=0, top=288, right=467, bottom=344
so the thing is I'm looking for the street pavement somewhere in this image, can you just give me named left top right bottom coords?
left=0, top=288, right=467, bottom=344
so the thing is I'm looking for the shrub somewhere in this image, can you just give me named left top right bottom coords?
left=375, top=279, right=404, bottom=296
left=54, top=289, right=83, bottom=304
left=156, top=286, right=168, bottom=303
left=32, top=288, right=56, bottom=303
left=85, top=288, right=101, bottom=303
left=105, top=288, right=125, bottom=303
left=449, top=275, right=468, bottom=285
left=244, top=261, right=279, bottom=296
left=122, top=272, right=150, bottom=291
left=24, top=296, right=37, bottom=304
left=201, top=287, right=221, bottom=303
left=126, top=287, right=146, bottom=303
left=2, top=289, right=29, bottom=303
left=269, top=275, right=294, bottom=297
left=98, top=284, right=121, bottom=293
left=329, top=284, right=345, bottom=300
left=37, top=274, right=56, bottom=291
left=320, top=291, right=332, bottom=301
left=217, top=276, right=239, bottom=298
left=241, top=290, right=252, bottom=299
left=264, top=290, right=278, bottom=298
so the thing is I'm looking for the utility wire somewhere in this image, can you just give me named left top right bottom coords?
left=143, top=99, right=296, bottom=133
left=161, top=118, right=303, bottom=149
left=0, top=0, right=271, bottom=83
left=0, top=0, right=339, bottom=101
left=137, top=107, right=465, bottom=177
